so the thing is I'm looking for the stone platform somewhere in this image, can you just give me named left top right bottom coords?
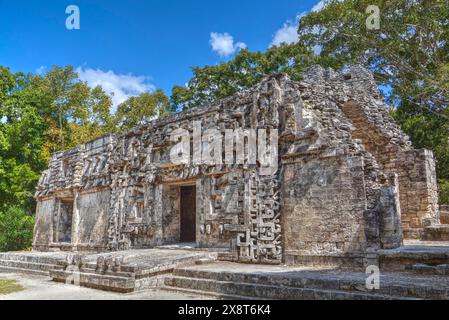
left=378, top=240, right=449, bottom=271
left=52, top=249, right=220, bottom=293
left=0, top=252, right=67, bottom=275
left=2, top=242, right=449, bottom=299
left=0, top=272, right=211, bottom=300
left=163, top=262, right=449, bottom=300
left=0, top=248, right=219, bottom=293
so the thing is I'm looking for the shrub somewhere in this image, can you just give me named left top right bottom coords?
left=0, top=207, right=34, bottom=252
left=440, top=180, right=449, bottom=205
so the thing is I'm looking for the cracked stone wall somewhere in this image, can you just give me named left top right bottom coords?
left=33, top=65, right=437, bottom=266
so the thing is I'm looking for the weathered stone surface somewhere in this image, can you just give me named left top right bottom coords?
left=0, top=249, right=219, bottom=293
left=440, top=206, right=449, bottom=225
left=0, top=252, right=66, bottom=275
left=422, top=225, right=449, bottom=241
left=163, top=261, right=449, bottom=300
left=32, top=65, right=440, bottom=268
left=378, top=243, right=449, bottom=271
left=3, top=243, right=449, bottom=297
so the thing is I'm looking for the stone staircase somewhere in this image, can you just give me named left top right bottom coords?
left=0, top=249, right=219, bottom=293
left=49, top=249, right=218, bottom=293
left=50, top=258, right=138, bottom=293
left=411, top=264, right=449, bottom=275
left=162, top=262, right=449, bottom=300
left=0, top=252, right=65, bottom=275
left=377, top=241, right=449, bottom=279
left=378, top=243, right=449, bottom=272
left=2, top=245, right=449, bottom=299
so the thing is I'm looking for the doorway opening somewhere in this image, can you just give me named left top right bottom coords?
left=58, top=200, right=73, bottom=243
left=180, top=186, right=196, bottom=242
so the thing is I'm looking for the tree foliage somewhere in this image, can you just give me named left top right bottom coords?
left=29, top=66, right=115, bottom=151
left=0, top=65, right=167, bottom=251
left=0, top=207, right=35, bottom=252
left=0, top=66, right=117, bottom=213
left=115, top=89, right=169, bottom=130
left=171, top=45, right=315, bottom=110
left=296, top=0, right=449, bottom=202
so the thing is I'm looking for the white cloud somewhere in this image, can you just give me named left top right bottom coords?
left=210, top=32, right=247, bottom=57
left=271, top=22, right=298, bottom=47
left=311, top=0, right=325, bottom=12
left=75, top=67, right=155, bottom=110
left=269, top=0, right=335, bottom=48
left=270, top=12, right=307, bottom=48
left=35, top=66, right=47, bottom=75
left=312, top=0, right=344, bottom=12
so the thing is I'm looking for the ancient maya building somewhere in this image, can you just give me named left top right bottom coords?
left=33, top=65, right=441, bottom=268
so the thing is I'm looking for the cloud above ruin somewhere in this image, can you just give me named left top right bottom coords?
left=76, top=67, right=155, bottom=110
left=270, top=13, right=305, bottom=47
left=269, top=0, right=330, bottom=48
left=209, top=32, right=247, bottom=57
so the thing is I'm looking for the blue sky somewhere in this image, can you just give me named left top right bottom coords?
left=0, top=0, right=322, bottom=108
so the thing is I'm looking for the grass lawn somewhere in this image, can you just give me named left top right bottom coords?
left=0, top=279, right=24, bottom=295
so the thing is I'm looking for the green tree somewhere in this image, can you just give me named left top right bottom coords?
left=171, top=45, right=314, bottom=110
left=0, top=65, right=114, bottom=250
left=0, top=207, right=35, bottom=252
left=297, top=0, right=449, bottom=202
left=115, top=89, right=170, bottom=130
left=0, top=65, right=115, bottom=213
left=30, top=66, right=114, bottom=152
left=0, top=67, right=45, bottom=212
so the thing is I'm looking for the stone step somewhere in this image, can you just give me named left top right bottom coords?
left=50, top=269, right=136, bottom=293
left=0, top=259, right=59, bottom=272
left=0, top=252, right=63, bottom=265
left=159, top=284, right=270, bottom=300
left=172, top=265, right=449, bottom=300
left=217, top=252, right=235, bottom=261
left=422, top=225, right=449, bottom=241
left=378, top=245, right=449, bottom=271
left=164, top=275, right=415, bottom=300
left=49, top=249, right=220, bottom=292
left=0, top=265, right=49, bottom=276
left=412, top=264, right=449, bottom=276
left=0, top=255, right=62, bottom=276
left=74, top=266, right=136, bottom=278
left=174, top=267, right=355, bottom=292
left=50, top=268, right=175, bottom=293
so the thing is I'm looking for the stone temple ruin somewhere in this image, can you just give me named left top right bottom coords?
left=32, top=65, right=443, bottom=271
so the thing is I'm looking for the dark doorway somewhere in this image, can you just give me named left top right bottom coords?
left=180, top=186, right=196, bottom=242
left=58, top=200, right=73, bottom=243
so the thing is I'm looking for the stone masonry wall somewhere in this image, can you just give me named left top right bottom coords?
left=340, top=95, right=439, bottom=238
left=34, top=76, right=284, bottom=263
left=279, top=66, right=403, bottom=268
left=34, top=65, right=435, bottom=267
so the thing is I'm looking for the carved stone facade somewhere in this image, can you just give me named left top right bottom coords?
left=33, top=65, right=440, bottom=267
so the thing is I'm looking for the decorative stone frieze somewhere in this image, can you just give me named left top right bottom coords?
left=33, top=65, right=439, bottom=267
